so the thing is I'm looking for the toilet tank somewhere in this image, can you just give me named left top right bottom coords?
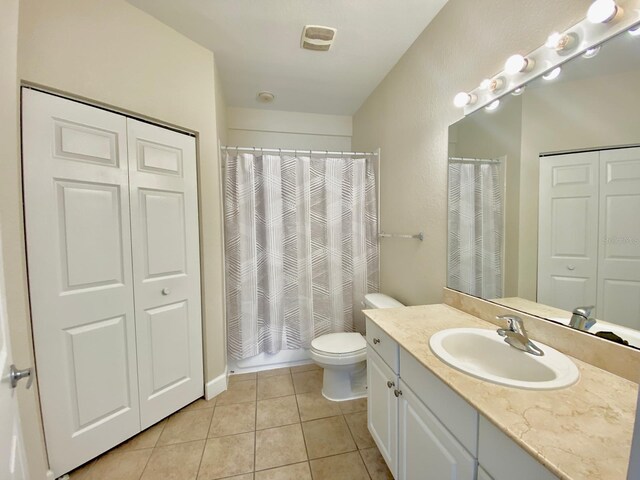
left=364, top=293, right=404, bottom=309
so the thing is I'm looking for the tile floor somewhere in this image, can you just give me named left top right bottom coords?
left=69, top=363, right=393, bottom=480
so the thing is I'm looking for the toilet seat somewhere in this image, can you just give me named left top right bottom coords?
left=310, top=332, right=367, bottom=366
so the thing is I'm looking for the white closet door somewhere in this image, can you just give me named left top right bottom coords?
left=126, top=119, right=203, bottom=429
left=597, top=148, right=640, bottom=329
left=22, top=89, right=140, bottom=476
left=538, top=152, right=599, bottom=311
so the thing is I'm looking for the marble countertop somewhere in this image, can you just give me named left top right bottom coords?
left=364, top=304, right=638, bottom=480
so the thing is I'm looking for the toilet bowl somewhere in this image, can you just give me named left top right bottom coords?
left=310, top=293, right=404, bottom=401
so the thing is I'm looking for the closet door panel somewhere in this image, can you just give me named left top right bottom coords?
left=127, top=119, right=203, bottom=429
left=22, top=89, right=140, bottom=476
left=598, top=148, right=640, bottom=329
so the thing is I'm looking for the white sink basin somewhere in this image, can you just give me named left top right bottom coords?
left=429, top=328, right=579, bottom=390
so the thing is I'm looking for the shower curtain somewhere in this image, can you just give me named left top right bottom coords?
left=447, top=160, right=504, bottom=299
left=224, top=151, right=379, bottom=360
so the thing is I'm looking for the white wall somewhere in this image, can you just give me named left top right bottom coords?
left=15, top=1, right=226, bottom=475
left=227, top=107, right=352, bottom=151
left=351, top=0, right=591, bottom=306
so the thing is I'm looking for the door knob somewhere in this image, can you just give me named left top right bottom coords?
left=10, top=364, right=33, bottom=389
left=162, top=288, right=171, bottom=295
left=394, top=389, right=402, bottom=398
left=387, top=380, right=395, bottom=388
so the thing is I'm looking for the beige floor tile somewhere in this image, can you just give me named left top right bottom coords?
left=257, top=367, right=290, bottom=378
left=292, top=370, right=323, bottom=394
left=360, top=447, right=394, bottom=480
left=228, top=372, right=257, bottom=385
left=255, top=423, right=308, bottom=471
left=257, top=374, right=294, bottom=400
left=182, top=397, right=217, bottom=412
left=338, top=397, right=367, bottom=414
left=157, top=408, right=213, bottom=446
left=216, top=379, right=257, bottom=406
left=254, top=462, right=312, bottom=480
left=209, top=402, right=256, bottom=437
left=85, top=448, right=152, bottom=480
left=290, top=363, right=321, bottom=374
left=302, top=415, right=357, bottom=459
left=296, top=392, right=341, bottom=421
left=256, top=395, right=299, bottom=430
left=140, top=440, right=205, bottom=480
left=117, top=419, right=166, bottom=451
left=344, top=411, right=375, bottom=449
left=219, top=475, right=253, bottom=480
left=310, top=452, right=370, bottom=480
left=68, top=460, right=95, bottom=480
left=198, top=433, right=255, bottom=479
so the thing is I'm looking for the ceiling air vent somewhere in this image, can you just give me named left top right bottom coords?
left=301, top=25, right=336, bottom=51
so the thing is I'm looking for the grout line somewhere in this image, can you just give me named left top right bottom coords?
left=294, top=378, right=312, bottom=479
left=357, top=449, right=374, bottom=480
left=253, top=371, right=259, bottom=474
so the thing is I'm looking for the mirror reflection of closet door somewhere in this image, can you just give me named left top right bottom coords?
left=538, top=152, right=599, bottom=311
left=598, top=147, right=640, bottom=329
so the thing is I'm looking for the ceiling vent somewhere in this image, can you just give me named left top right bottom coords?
left=301, top=25, right=336, bottom=51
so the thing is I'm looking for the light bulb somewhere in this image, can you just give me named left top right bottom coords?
left=453, top=92, right=476, bottom=108
left=587, top=0, right=620, bottom=24
left=629, top=25, right=640, bottom=36
left=582, top=46, right=601, bottom=58
left=543, top=67, right=562, bottom=81
left=505, top=54, right=534, bottom=75
left=485, top=100, right=500, bottom=112
left=546, top=32, right=577, bottom=51
left=512, top=86, right=526, bottom=96
left=480, top=79, right=492, bottom=90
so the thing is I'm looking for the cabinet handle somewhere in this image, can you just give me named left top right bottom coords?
left=394, top=389, right=402, bottom=397
left=162, top=288, right=171, bottom=295
left=387, top=380, right=395, bottom=388
left=567, top=265, right=576, bottom=271
left=373, top=338, right=380, bottom=344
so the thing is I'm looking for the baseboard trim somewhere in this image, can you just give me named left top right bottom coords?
left=205, top=368, right=228, bottom=400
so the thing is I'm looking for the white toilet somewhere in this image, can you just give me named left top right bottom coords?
left=310, top=293, right=404, bottom=401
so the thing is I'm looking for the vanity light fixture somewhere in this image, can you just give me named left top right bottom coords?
left=484, top=100, right=500, bottom=112
left=488, top=77, right=505, bottom=93
left=453, top=92, right=477, bottom=108
left=480, top=79, right=492, bottom=90
left=546, top=32, right=578, bottom=52
left=505, top=54, right=535, bottom=75
left=587, top=0, right=622, bottom=24
left=542, top=67, right=562, bottom=80
left=511, top=86, right=526, bottom=96
left=582, top=45, right=601, bottom=58
left=629, top=25, right=640, bottom=36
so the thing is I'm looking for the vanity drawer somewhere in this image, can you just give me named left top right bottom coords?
left=365, top=318, right=399, bottom=373
left=399, top=347, right=478, bottom=455
left=479, top=416, right=557, bottom=480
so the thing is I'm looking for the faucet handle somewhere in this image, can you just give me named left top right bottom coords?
left=573, top=305, right=595, bottom=318
left=496, top=315, right=525, bottom=333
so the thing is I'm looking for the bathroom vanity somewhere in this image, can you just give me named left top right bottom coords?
left=364, top=304, right=637, bottom=480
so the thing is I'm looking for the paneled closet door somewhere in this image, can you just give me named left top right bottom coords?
left=22, top=89, right=141, bottom=476
left=597, top=147, right=640, bottom=329
left=126, top=119, right=204, bottom=429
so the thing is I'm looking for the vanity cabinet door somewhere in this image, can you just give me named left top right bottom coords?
left=367, top=348, right=398, bottom=478
left=477, top=466, right=494, bottom=480
left=398, top=380, right=476, bottom=480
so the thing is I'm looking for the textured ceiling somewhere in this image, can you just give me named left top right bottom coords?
left=127, top=0, right=449, bottom=114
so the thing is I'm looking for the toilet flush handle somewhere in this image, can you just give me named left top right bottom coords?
left=373, top=338, right=380, bottom=344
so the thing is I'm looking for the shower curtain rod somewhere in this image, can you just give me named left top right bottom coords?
left=221, top=146, right=378, bottom=157
left=448, top=156, right=501, bottom=164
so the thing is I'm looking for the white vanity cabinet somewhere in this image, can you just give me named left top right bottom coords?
left=397, top=380, right=476, bottom=480
left=365, top=318, right=559, bottom=480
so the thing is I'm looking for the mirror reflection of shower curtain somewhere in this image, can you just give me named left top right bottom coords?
left=448, top=159, right=504, bottom=299
left=224, top=152, right=379, bottom=360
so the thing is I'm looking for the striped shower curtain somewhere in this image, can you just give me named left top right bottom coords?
left=224, top=152, right=379, bottom=360
left=447, top=160, right=504, bottom=299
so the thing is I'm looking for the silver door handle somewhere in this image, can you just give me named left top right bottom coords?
left=10, top=364, right=33, bottom=389
left=394, top=389, right=402, bottom=398
left=162, top=288, right=171, bottom=295
left=387, top=380, right=395, bottom=388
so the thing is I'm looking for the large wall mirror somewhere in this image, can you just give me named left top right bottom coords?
left=447, top=28, right=640, bottom=350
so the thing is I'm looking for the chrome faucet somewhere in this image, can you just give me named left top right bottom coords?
left=496, top=315, right=544, bottom=356
left=569, top=306, right=596, bottom=331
